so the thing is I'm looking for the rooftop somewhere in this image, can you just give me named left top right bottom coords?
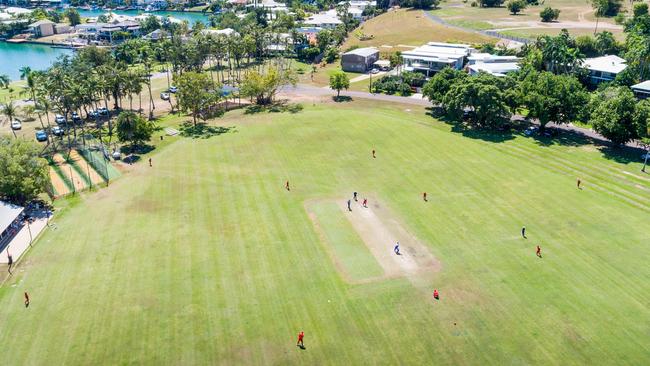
left=29, top=19, right=55, bottom=27
left=631, top=80, right=650, bottom=92
left=583, top=55, right=627, bottom=74
left=468, top=62, right=520, bottom=76
left=402, top=42, right=474, bottom=60
left=344, top=47, right=379, bottom=57
left=0, top=200, right=24, bottom=234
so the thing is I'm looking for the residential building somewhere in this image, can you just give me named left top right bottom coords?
left=338, top=0, right=376, bottom=10
left=202, top=28, right=238, bottom=37
left=304, top=10, right=342, bottom=29
left=341, top=47, right=379, bottom=72
left=583, top=55, right=627, bottom=84
left=401, top=42, right=474, bottom=76
left=28, top=19, right=55, bottom=37
left=467, top=54, right=519, bottom=76
left=348, top=7, right=363, bottom=20
left=631, top=80, right=650, bottom=99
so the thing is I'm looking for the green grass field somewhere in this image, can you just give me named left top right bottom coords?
left=0, top=100, right=649, bottom=364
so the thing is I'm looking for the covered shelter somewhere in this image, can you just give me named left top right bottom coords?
left=0, top=200, right=24, bottom=246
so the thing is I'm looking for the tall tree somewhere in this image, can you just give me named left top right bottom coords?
left=0, top=136, right=50, bottom=203
left=175, top=71, right=219, bottom=126
left=116, top=111, right=154, bottom=149
left=518, top=70, right=589, bottom=131
left=589, top=87, right=648, bottom=145
left=329, top=71, right=350, bottom=98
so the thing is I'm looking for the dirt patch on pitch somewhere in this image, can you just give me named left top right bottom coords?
left=307, top=196, right=440, bottom=284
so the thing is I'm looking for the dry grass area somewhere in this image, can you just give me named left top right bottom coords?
left=342, top=8, right=495, bottom=52
left=432, top=0, right=626, bottom=38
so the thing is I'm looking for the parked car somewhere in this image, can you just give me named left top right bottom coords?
left=168, top=86, right=178, bottom=93
left=160, top=92, right=170, bottom=101
left=524, top=126, right=538, bottom=136
left=370, top=68, right=379, bottom=74
left=98, top=107, right=109, bottom=116
left=35, top=130, right=48, bottom=142
left=52, top=126, right=64, bottom=136
left=71, top=111, right=82, bottom=124
left=88, top=110, right=99, bottom=119
left=112, top=149, right=121, bottom=160
left=55, top=114, right=66, bottom=125
left=10, top=119, right=22, bottom=130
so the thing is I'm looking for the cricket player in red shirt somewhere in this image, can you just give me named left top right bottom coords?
left=433, top=289, right=439, bottom=300
left=297, top=331, right=304, bottom=347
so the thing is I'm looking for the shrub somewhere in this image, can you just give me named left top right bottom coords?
left=540, top=7, right=560, bottom=22
left=507, top=0, right=527, bottom=15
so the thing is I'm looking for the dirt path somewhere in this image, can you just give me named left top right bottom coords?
left=49, top=167, right=71, bottom=197
left=339, top=197, right=440, bottom=281
left=68, top=150, right=105, bottom=185
left=52, top=153, right=87, bottom=192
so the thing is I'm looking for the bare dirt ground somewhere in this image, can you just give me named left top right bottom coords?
left=339, top=197, right=441, bottom=281
left=49, top=167, right=70, bottom=197
left=52, top=153, right=87, bottom=192
left=68, top=150, right=105, bottom=186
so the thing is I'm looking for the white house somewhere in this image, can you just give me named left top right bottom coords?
left=467, top=53, right=519, bottom=76
left=338, top=1, right=376, bottom=10
left=28, top=19, right=55, bottom=37
left=631, top=80, right=650, bottom=99
left=304, top=10, right=342, bottom=29
left=348, top=7, right=363, bottom=20
left=401, top=42, right=474, bottom=76
left=202, top=28, right=238, bottom=37
left=582, top=55, right=627, bottom=84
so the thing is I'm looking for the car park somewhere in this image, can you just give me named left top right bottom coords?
left=10, top=120, right=22, bottom=130
left=35, top=130, right=48, bottom=142
left=160, top=92, right=170, bottom=101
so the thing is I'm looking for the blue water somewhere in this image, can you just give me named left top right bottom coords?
left=75, top=9, right=210, bottom=26
left=0, top=9, right=208, bottom=80
left=0, top=42, right=73, bottom=81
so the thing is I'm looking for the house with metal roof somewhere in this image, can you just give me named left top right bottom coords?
left=631, top=80, right=650, bottom=99
left=341, top=47, right=379, bottom=72
left=582, top=55, right=627, bottom=84
left=401, top=42, right=474, bottom=76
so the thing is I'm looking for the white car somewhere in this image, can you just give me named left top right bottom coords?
left=160, top=92, right=170, bottom=101
left=11, top=120, right=22, bottom=130
left=370, top=68, right=379, bottom=74
left=112, top=150, right=121, bottom=160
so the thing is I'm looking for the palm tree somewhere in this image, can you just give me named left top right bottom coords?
left=1, top=101, right=18, bottom=138
left=0, top=74, right=10, bottom=89
left=19, top=66, right=32, bottom=81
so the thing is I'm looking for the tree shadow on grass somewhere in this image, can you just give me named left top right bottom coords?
left=179, top=121, right=236, bottom=139
left=332, top=96, right=352, bottom=102
left=426, top=107, right=647, bottom=165
left=244, top=102, right=304, bottom=115
left=121, top=144, right=155, bottom=155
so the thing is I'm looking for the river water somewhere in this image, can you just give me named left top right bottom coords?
left=0, top=9, right=209, bottom=81
left=0, top=42, right=72, bottom=81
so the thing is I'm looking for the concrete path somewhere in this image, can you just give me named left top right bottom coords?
left=0, top=216, right=49, bottom=264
